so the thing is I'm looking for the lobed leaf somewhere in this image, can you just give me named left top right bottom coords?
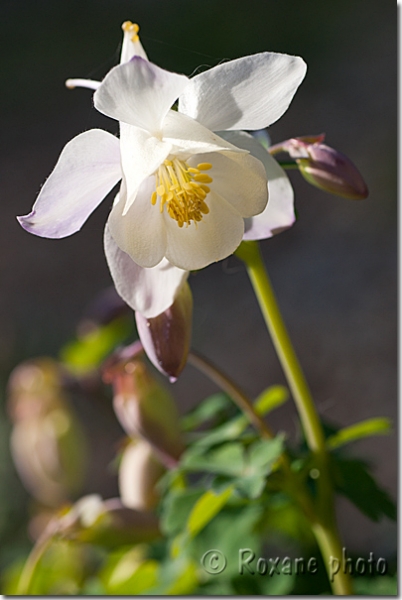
left=331, top=457, right=396, bottom=522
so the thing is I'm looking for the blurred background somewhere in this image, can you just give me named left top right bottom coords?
left=0, top=0, right=396, bottom=575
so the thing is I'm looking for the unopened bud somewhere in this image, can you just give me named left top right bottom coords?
left=286, top=135, right=368, bottom=200
left=7, top=359, right=87, bottom=507
left=55, top=495, right=160, bottom=547
left=118, top=439, right=164, bottom=511
left=103, top=356, right=184, bottom=468
left=135, top=282, right=193, bottom=382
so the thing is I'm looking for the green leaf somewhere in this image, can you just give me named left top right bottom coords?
left=232, top=437, right=284, bottom=499
left=160, top=488, right=204, bottom=536
left=247, top=436, right=284, bottom=473
left=234, top=474, right=267, bottom=499
left=164, top=559, right=199, bottom=595
left=263, top=494, right=315, bottom=544
left=190, top=503, right=263, bottom=579
left=254, top=385, right=289, bottom=416
left=353, top=575, right=397, bottom=596
left=149, top=558, right=199, bottom=595
left=326, top=417, right=392, bottom=450
left=191, top=415, right=249, bottom=449
left=331, top=457, right=396, bottom=522
left=181, top=442, right=245, bottom=476
left=61, top=316, right=133, bottom=375
left=181, top=393, right=232, bottom=431
left=100, top=549, right=159, bottom=595
left=187, top=486, right=233, bottom=537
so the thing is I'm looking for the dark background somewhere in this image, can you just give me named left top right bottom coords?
left=0, top=0, right=397, bottom=568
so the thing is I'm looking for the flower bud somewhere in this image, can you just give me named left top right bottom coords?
left=7, top=358, right=87, bottom=507
left=55, top=494, right=160, bottom=547
left=286, top=135, right=368, bottom=199
left=118, top=439, right=164, bottom=511
left=135, top=282, right=193, bottom=382
left=103, top=355, right=184, bottom=468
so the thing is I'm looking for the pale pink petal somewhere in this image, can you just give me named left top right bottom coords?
left=104, top=224, right=188, bottom=318
left=221, top=131, right=295, bottom=239
left=18, top=130, right=121, bottom=238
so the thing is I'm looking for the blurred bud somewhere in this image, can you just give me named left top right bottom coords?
left=103, top=355, right=184, bottom=468
left=55, top=495, right=160, bottom=547
left=7, top=358, right=87, bottom=507
left=135, top=282, right=193, bottom=382
left=286, top=135, right=368, bottom=200
left=84, top=286, right=130, bottom=326
left=119, top=439, right=164, bottom=511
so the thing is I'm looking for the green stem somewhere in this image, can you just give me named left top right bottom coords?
left=236, top=242, right=325, bottom=452
left=236, top=241, right=353, bottom=595
left=188, top=350, right=275, bottom=440
left=276, top=161, right=299, bottom=170
left=17, top=532, right=53, bottom=594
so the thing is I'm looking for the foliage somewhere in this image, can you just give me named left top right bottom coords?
left=3, top=376, right=396, bottom=595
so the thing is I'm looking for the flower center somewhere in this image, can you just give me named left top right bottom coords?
left=151, top=159, right=213, bottom=228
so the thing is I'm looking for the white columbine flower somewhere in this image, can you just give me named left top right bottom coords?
left=18, top=22, right=306, bottom=318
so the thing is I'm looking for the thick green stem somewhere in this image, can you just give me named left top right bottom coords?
left=236, top=241, right=353, bottom=595
left=236, top=241, right=325, bottom=452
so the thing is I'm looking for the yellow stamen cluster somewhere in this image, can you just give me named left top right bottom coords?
left=151, top=159, right=213, bottom=228
left=122, top=21, right=140, bottom=43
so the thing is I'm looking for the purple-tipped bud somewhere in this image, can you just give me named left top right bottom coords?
left=286, top=135, right=368, bottom=200
left=135, top=282, right=193, bottom=382
left=102, top=357, right=184, bottom=469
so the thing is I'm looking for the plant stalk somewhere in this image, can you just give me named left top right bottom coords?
left=188, top=350, right=275, bottom=440
left=235, top=240, right=353, bottom=595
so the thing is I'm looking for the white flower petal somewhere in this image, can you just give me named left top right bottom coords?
left=221, top=131, right=295, bottom=239
left=120, top=22, right=148, bottom=63
left=188, top=151, right=268, bottom=218
left=104, top=225, right=188, bottom=318
left=164, top=190, right=244, bottom=271
left=119, top=123, right=171, bottom=213
left=94, top=57, right=189, bottom=134
left=18, top=130, right=121, bottom=238
left=162, top=110, right=245, bottom=156
left=108, top=180, right=167, bottom=268
left=179, top=52, right=307, bottom=132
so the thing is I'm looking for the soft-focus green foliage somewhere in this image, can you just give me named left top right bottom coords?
left=352, top=575, right=397, bottom=596
left=326, top=417, right=392, bottom=450
left=331, top=456, right=396, bottom=523
left=61, top=316, right=134, bottom=375
left=4, top=385, right=395, bottom=595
